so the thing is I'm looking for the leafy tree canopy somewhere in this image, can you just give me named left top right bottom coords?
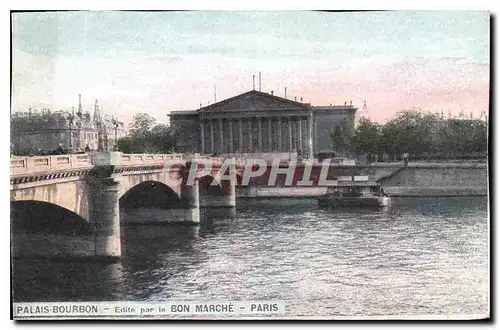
left=117, top=114, right=177, bottom=154
left=330, top=109, right=487, bottom=161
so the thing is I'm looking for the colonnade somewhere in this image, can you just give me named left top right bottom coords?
left=200, top=115, right=313, bottom=156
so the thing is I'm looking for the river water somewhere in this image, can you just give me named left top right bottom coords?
left=12, top=197, right=489, bottom=318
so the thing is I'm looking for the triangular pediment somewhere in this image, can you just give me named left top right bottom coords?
left=198, top=90, right=310, bottom=112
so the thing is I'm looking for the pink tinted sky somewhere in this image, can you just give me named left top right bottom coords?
left=11, top=11, right=490, bottom=124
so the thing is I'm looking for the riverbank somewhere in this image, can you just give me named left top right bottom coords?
left=382, top=186, right=487, bottom=197
left=236, top=162, right=488, bottom=198
left=236, top=187, right=488, bottom=198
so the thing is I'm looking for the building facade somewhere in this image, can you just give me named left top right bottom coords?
left=11, top=95, right=127, bottom=155
left=169, top=90, right=357, bottom=158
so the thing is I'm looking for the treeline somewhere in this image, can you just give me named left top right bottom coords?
left=331, top=109, right=488, bottom=162
left=117, top=110, right=488, bottom=160
left=116, top=113, right=177, bottom=153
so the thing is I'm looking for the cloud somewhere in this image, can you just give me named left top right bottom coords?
left=290, top=57, right=489, bottom=121
left=11, top=48, right=490, bottom=125
left=11, top=11, right=490, bottom=124
left=11, top=48, right=57, bottom=109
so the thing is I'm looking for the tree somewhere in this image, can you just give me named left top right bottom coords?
left=129, top=113, right=157, bottom=138
left=352, top=117, right=382, bottom=161
left=378, top=109, right=440, bottom=160
left=150, top=123, right=176, bottom=153
left=116, top=114, right=178, bottom=154
left=380, top=120, right=401, bottom=161
left=330, top=118, right=355, bottom=157
left=372, top=109, right=488, bottom=161
left=116, top=136, right=134, bottom=154
left=416, top=111, right=441, bottom=159
left=472, top=120, right=488, bottom=154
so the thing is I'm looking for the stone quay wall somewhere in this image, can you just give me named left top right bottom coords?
left=237, top=162, right=488, bottom=198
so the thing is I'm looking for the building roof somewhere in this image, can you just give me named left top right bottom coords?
left=196, top=90, right=311, bottom=113
left=169, top=90, right=358, bottom=117
left=313, top=105, right=357, bottom=111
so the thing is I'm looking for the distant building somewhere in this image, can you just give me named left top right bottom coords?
left=11, top=95, right=127, bottom=155
left=168, top=90, right=357, bottom=158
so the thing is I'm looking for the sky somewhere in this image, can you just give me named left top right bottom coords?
left=11, top=11, right=490, bottom=124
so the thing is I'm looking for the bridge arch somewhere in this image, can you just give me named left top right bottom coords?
left=10, top=180, right=90, bottom=220
left=119, top=180, right=182, bottom=209
left=11, top=200, right=91, bottom=234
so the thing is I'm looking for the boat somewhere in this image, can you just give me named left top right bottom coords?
left=318, top=179, right=391, bottom=208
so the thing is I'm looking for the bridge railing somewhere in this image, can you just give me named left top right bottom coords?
left=195, top=156, right=246, bottom=167
left=11, top=152, right=246, bottom=177
left=10, top=154, right=94, bottom=176
left=118, top=153, right=185, bottom=166
left=197, top=156, right=225, bottom=165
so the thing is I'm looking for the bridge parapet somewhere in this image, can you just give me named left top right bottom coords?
left=118, top=153, right=185, bottom=166
left=10, top=154, right=93, bottom=176
left=10, top=152, right=247, bottom=179
left=187, top=156, right=246, bottom=168
left=197, top=156, right=224, bottom=166
left=90, top=152, right=188, bottom=167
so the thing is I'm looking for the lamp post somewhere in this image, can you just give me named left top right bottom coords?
left=96, top=120, right=102, bottom=151
left=67, top=113, right=75, bottom=151
left=112, top=117, right=119, bottom=151
left=96, top=118, right=105, bottom=152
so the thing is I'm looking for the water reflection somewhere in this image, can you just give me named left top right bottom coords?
left=12, top=197, right=488, bottom=317
left=13, top=261, right=125, bottom=302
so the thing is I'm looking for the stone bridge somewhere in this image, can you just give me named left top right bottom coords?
left=10, top=152, right=247, bottom=260
left=10, top=152, right=411, bottom=261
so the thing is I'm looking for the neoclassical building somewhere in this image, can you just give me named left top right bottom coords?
left=169, top=90, right=357, bottom=158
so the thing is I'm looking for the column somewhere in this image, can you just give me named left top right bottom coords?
left=277, top=117, right=282, bottom=152
left=288, top=116, right=292, bottom=152
left=267, top=118, right=272, bottom=152
left=88, top=176, right=121, bottom=259
left=200, top=121, right=205, bottom=154
left=228, top=118, right=234, bottom=154
left=248, top=119, right=253, bottom=153
left=219, top=118, right=224, bottom=153
left=210, top=119, right=214, bottom=153
left=298, top=117, right=303, bottom=153
left=308, top=111, right=314, bottom=159
left=258, top=117, right=263, bottom=152
left=238, top=118, right=243, bottom=153
left=181, top=176, right=200, bottom=224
